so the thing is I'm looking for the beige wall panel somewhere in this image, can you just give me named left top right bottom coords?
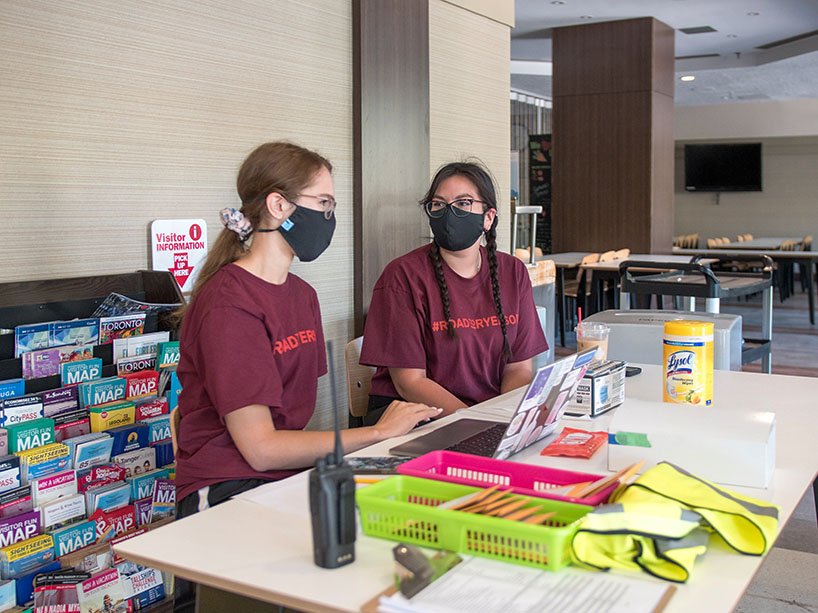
left=675, top=99, right=818, bottom=140
left=673, top=137, right=818, bottom=246
left=0, top=0, right=353, bottom=428
left=441, top=0, right=514, bottom=27
left=429, top=0, right=511, bottom=252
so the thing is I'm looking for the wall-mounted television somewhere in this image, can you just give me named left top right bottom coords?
left=684, top=143, right=762, bottom=192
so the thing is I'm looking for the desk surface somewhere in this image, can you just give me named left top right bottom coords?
left=537, top=251, right=593, bottom=267
left=674, top=247, right=818, bottom=259
left=718, top=237, right=801, bottom=250
left=541, top=252, right=702, bottom=269
left=583, top=254, right=711, bottom=271
left=115, top=366, right=818, bottom=613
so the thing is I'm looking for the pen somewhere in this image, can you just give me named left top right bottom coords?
left=354, top=477, right=383, bottom=484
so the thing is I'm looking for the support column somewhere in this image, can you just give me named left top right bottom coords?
left=353, top=0, right=430, bottom=336
left=551, top=18, right=675, bottom=254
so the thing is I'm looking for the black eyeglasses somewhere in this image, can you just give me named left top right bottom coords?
left=294, top=194, right=336, bottom=220
left=424, top=198, right=484, bottom=219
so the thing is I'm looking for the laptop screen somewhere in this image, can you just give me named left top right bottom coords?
left=493, top=349, right=596, bottom=460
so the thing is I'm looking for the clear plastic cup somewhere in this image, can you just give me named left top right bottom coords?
left=576, top=322, right=610, bottom=361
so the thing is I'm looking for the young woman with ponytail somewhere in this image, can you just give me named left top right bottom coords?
left=173, top=142, right=439, bottom=518
left=360, top=162, right=548, bottom=424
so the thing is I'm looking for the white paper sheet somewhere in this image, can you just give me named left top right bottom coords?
left=377, top=557, right=672, bottom=613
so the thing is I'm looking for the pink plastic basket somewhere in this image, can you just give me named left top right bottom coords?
left=397, top=450, right=617, bottom=506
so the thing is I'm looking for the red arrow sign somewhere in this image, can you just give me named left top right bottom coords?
left=169, top=252, right=194, bottom=289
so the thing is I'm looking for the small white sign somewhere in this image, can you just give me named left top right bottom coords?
left=150, top=219, right=208, bottom=293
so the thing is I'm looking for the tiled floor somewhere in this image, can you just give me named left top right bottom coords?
left=556, top=282, right=818, bottom=612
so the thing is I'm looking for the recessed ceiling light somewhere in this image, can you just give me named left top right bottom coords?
left=727, top=34, right=738, bottom=38
left=747, top=11, right=759, bottom=16
left=580, top=15, right=593, bottom=19
left=551, top=1, right=565, bottom=4
left=680, top=75, right=696, bottom=82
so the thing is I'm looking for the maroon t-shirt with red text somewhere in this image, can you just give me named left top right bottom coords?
left=175, top=264, right=326, bottom=501
left=360, top=244, right=548, bottom=407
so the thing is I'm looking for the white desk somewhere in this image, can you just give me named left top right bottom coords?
left=114, top=365, right=818, bottom=613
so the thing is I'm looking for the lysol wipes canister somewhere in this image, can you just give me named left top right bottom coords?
left=663, top=320, right=714, bottom=406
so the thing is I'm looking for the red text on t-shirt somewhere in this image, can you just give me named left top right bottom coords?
left=273, top=328, right=318, bottom=354
left=431, top=313, right=519, bottom=333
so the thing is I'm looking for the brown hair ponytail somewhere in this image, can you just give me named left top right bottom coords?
left=422, top=161, right=512, bottom=359
left=171, top=141, right=331, bottom=325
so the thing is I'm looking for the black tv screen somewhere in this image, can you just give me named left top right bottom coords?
left=684, top=143, right=762, bottom=192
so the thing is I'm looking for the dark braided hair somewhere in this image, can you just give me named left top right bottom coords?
left=428, top=241, right=456, bottom=340
left=422, top=162, right=512, bottom=359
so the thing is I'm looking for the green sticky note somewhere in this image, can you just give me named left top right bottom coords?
left=613, top=431, right=652, bottom=448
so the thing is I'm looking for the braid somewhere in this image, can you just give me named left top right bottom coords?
left=428, top=242, right=457, bottom=340
left=485, top=227, right=512, bottom=359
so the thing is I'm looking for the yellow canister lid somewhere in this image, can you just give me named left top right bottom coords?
left=664, top=320, right=714, bottom=336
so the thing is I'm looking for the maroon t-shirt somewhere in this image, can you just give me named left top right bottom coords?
left=175, top=263, right=327, bottom=501
left=360, top=244, right=548, bottom=407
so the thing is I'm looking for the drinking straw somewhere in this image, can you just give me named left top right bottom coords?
left=577, top=307, right=582, bottom=333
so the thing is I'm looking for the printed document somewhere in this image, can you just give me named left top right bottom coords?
left=377, top=556, right=673, bottom=613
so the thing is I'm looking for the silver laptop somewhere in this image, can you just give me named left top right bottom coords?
left=389, top=349, right=597, bottom=460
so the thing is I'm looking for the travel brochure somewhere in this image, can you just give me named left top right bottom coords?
left=0, top=292, right=178, bottom=609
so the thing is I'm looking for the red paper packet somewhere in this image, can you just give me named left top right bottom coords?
left=540, top=427, right=607, bottom=458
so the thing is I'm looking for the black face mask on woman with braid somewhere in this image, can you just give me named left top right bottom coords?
left=359, top=161, right=549, bottom=423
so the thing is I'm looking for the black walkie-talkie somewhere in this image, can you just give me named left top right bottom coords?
left=309, top=341, right=356, bottom=568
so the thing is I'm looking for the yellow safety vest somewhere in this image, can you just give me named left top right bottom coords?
left=571, top=462, right=780, bottom=582
left=571, top=501, right=708, bottom=582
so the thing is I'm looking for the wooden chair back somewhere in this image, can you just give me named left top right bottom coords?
left=737, top=235, right=745, bottom=242
left=514, top=248, right=531, bottom=262
left=614, top=248, right=630, bottom=260
left=170, top=406, right=181, bottom=455
left=802, top=236, right=813, bottom=251
left=527, top=259, right=555, bottom=287
left=689, top=234, right=699, bottom=248
left=345, top=337, right=375, bottom=418
left=744, top=233, right=753, bottom=241
left=580, top=253, right=600, bottom=265
left=599, top=250, right=617, bottom=262
left=781, top=239, right=796, bottom=251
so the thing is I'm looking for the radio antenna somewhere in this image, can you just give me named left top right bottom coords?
left=326, top=341, right=344, bottom=465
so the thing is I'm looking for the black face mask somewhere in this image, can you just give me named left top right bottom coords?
left=259, top=204, right=335, bottom=262
left=429, top=210, right=485, bottom=251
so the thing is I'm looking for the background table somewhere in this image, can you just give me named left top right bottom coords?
left=617, top=257, right=773, bottom=371
left=115, top=366, right=818, bottom=613
left=673, top=247, right=818, bottom=324
left=583, top=254, right=715, bottom=310
left=717, top=237, right=802, bottom=250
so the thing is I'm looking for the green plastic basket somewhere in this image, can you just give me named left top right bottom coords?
left=356, top=475, right=593, bottom=571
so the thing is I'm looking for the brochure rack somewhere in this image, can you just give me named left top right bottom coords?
left=0, top=271, right=184, bottom=393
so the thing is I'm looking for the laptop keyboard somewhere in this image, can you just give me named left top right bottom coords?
left=445, top=423, right=508, bottom=457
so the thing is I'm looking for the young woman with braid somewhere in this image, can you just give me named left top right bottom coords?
left=173, top=142, right=440, bottom=519
left=360, top=162, right=548, bottom=424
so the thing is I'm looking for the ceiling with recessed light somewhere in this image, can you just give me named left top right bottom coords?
left=511, top=0, right=818, bottom=106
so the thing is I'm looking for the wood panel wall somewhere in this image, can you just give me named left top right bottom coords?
left=551, top=18, right=674, bottom=254
left=353, top=0, right=430, bottom=336
left=353, top=0, right=512, bottom=334
left=0, top=0, right=354, bottom=429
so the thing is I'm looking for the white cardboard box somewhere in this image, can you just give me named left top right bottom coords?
left=607, top=398, right=776, bottom=489
left=566, top=360, right=626, bottom=417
